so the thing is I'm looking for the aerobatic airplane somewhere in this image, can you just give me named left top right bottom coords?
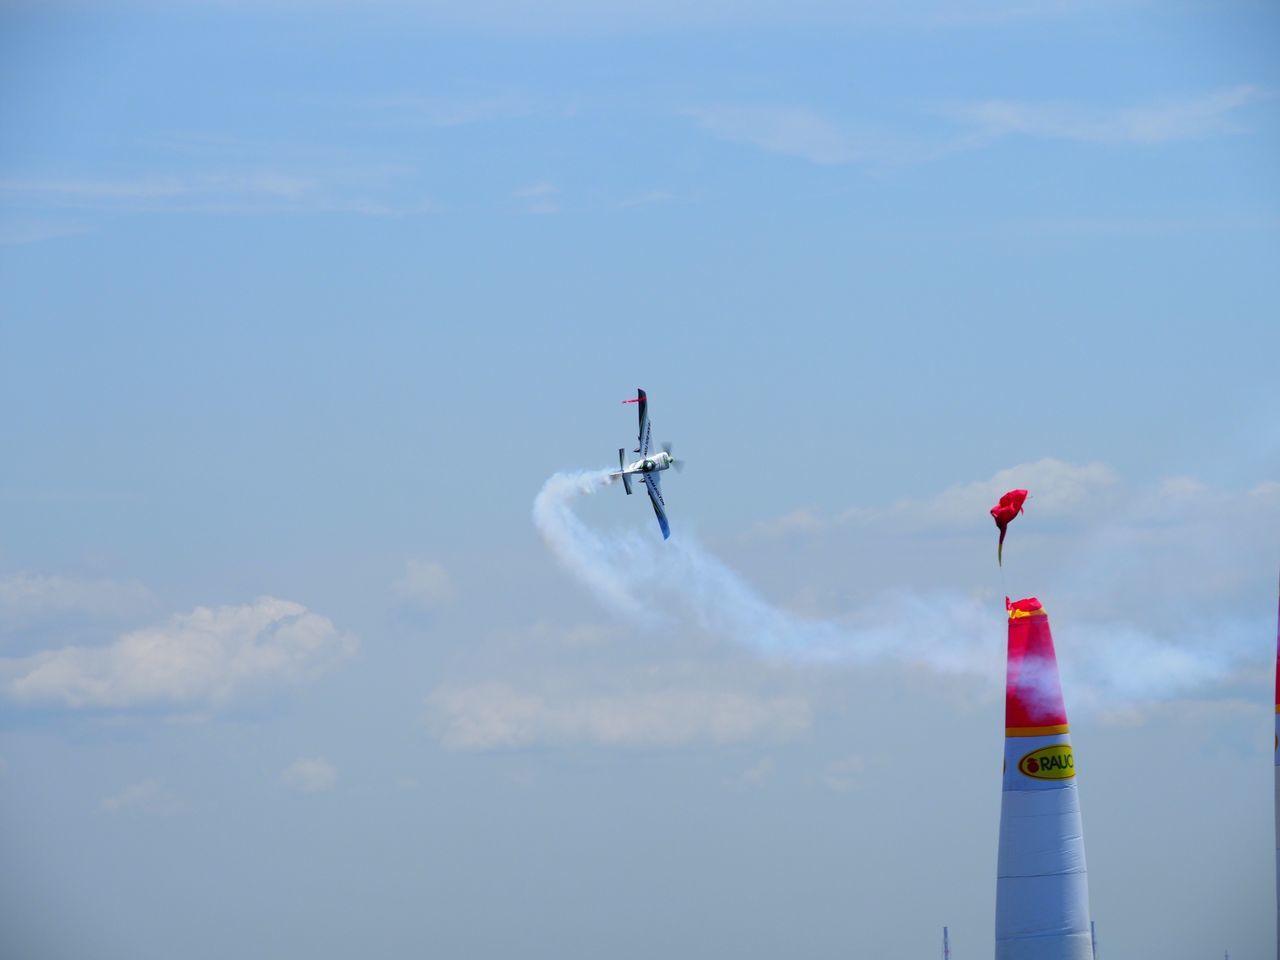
left=611, top=388, right=681, bottom=540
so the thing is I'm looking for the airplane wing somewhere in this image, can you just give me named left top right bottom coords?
left=643, top=471, right=671, bottom=540
left=635, top=389, right=651, bottom=456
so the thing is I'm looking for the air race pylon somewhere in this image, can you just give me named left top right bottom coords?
left=996, top=597, right=1092, bottom=960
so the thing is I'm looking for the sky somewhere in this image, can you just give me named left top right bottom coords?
left=1, top=0, right=1278, bottom=957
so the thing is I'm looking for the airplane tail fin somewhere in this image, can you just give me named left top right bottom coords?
left=617, top=448, right=632, bottom=495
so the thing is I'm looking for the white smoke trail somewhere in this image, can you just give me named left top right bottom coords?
left=532, top=468, right=998, bottom=670
left=532, top=470, right=644, bottom=619
left=533, top=469, right=1268, bottom=710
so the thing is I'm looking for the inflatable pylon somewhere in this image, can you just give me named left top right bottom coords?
left=996, top=597, right=1093, bottom=960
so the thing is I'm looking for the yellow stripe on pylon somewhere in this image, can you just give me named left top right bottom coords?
left=1008, top=605, right=1047, bottom=620
left=1005, top=723, right=1071, bottom=737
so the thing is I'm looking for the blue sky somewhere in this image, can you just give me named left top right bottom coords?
left=1, top=1, right=1279, bottom=958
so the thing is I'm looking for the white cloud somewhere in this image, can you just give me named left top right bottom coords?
left=1251, top=480, right=1280, bottom=501
left=2, top=597, right=356, bottom=708
left=1152, top=475, right=1208, bottom=503
left=737, top=756, right=776, bottom=786
left=927, top=0, right=1120, bottom=27
left=857, top=457, right=1118, bottom=529
left=101, top=779, right=181, bottom=816
left=0, top=572, right=157, bottom=632
left=513, top=181, right=559, bottom=214
left=748, top=509, right=825, bottom=539
left=0, top=219, right=93, bottom=245
left=429, top=681, right=812, bottom=750
left=749, top=458, right=1117, bottom=539
left=692, top=85, right=1266, bottom=170
left=690, top=105, right=864, bottom=165
left=1, top=174, right=311, bottom=201
left=617, top=189, right=676, bottom=209
left=0, top=168, right=411, bottom=217
left=358, top=93, right=541, bottom=127
left=489, top=621, right=623, bottom=652
left=820, top=458, right=1278, bottom=552
left=391, top=559, right=455, bottom=608
left=281, top=757, right=337, bottom=793
left=949, top=85, right=1267, bottom=145
left=822, top=755, right=866, bottom=793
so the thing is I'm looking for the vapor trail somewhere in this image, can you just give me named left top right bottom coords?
left=532, top=469, right=994, bottom=668
left=532, top=470, right=1265, bottom=711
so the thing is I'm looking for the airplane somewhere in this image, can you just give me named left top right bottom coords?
left=611, top=388, right=682, bottom=539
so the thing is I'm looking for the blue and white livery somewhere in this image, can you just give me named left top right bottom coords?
left=611, top=388, right=682, bottom=540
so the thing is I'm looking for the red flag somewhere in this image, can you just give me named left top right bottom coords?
left=990, top=489, right=1028, bottom=566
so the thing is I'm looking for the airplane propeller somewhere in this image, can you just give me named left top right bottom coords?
left=662, top=442, right=685, bottom=473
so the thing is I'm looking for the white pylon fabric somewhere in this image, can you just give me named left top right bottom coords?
left=996, top=599, right=1092, bottom=960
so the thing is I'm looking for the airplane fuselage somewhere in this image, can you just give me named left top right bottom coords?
left=621, top=451, right=674, bottom=476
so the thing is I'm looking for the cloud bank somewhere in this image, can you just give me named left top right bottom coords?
left=950, top=85, right=1267, bottom=145
left=0, top=573, right=157, bottom=631
left=3, top=597, right=356, bottom=708
left=692, top=86, right=1268, bottom=168
left=100, top=779, right=182, bottom=816
left=430, top=681, right=812, bottom=750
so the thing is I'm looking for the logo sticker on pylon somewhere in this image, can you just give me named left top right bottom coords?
left=1017, top=744, right=1075, bottom=780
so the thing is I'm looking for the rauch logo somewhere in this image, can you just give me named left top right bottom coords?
left=1017, top=744, right=1075, bottom=780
